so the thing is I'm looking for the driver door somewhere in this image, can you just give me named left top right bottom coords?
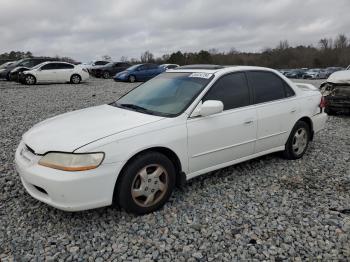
left=186, top=72, right=257, bottom=174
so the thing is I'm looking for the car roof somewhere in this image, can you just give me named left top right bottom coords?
left=168, top=65, right=281, bottom=75
left=39, top=61, right=74, bottom=65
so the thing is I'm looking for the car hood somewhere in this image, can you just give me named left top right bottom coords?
left=23, top=104, right=164, bottom=154
left=327, top=70, right=350, bottom=84
left=90, top=65, right=106, bottom=70
left=11, top=66, right=30, bottom=73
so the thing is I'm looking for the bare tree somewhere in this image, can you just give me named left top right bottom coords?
left=120, top=56, right=128, bottom=62
left=140, top=51, right=154, bottom=63
left=319, top=38, right=333, bottom=50
left=277, top=40, right=289, bottom=50
left=334, top=34, right=348, bottom=49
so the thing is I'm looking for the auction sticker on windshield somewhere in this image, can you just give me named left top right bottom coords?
left=189, top=73, right=213, bottom=79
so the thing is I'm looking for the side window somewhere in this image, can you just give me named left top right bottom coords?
left=203, top=72, right=250, bottom=111
left=56, top=63, right=74, bottom=69
left=41, top=63, right=56, bottom=70
left=247, top=71, right=288, bottom=104
left=138, top=65, right=146, bottom=71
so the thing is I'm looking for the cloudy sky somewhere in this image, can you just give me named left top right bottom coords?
left=0, top=0, right=349, bottom=62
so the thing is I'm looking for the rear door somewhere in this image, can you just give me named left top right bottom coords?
left=246, top=71, right=298, bottom=153
left=54, top=63, right=74, bottom=82
left=187, top=72, right=257, bottom=174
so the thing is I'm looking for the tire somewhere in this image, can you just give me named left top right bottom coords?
left=283, top=121, right=311, bottom=160
left=115, top=152, right=176, bottom=214
left=5, top=73, right=10, bottom=81
left=129, top=75, right=136, bottom=83
left=325, top=107, right=337, bottom=115
left=70, top=74, right=81, bottom=84
left=102, top=71, right=110, bottom=79
left=25, top=75, right=36, bottom=85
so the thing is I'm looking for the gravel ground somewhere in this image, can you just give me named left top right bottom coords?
left=0, top=78, right=349, bottom=261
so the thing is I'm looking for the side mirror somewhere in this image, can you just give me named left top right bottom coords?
left=199, top=100, right=224, bottom=117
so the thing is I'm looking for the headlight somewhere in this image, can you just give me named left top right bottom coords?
left=38, top=152, right=104, bottom=171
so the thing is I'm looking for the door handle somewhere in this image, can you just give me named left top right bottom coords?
left=290, top=108, right=297, bottom=113
left=244, top=120, right=254, bottom=125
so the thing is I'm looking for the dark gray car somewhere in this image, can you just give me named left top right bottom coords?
left=89, top=62, right=131, bottom=79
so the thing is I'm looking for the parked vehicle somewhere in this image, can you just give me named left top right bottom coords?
left=89, top=62, right=130, bottom=79
left=0, top=58, right=35, bottom=80
left=160, top=64, right=179, bottom=70
left=303, top=68, right=327, bottom=79
left=15, top=65, right=327, bottom=214
left=278, top=69, right=292, bottom=76
left=324, top=67, right=343, bottom=78
left=0, top=61, right=14, bottom=69
left=320, top=69, right=350, bottom=114
left=19, top=62, right=89, bottom=85
left=82, top=60, right=110, bottom=72
left=114, top=63, right=163, bottom=82
left=9, top=57, right=59, bottom=81
left=285, top=69, right=307, bottom=79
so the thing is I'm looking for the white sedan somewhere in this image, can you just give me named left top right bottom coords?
left=20, top=61, right=89, bottom=85
left=15, top=65, right=327, bottom=214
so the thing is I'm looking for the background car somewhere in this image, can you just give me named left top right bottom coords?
left=89, top=62, right=131, bottom=79
left=81, top=60, right=110, bottom=72
left=277, top=69, right=292, bottom=76
left=114, top=63, right=164, bottom=82
left=285, top=69, right=307, bottom=79
left=303, top=68, right=327, bottom=79
left=324, top=67, right=344, bottom=78
left=160, top=64, right=179, bottom=70
left=9, top=57, right=59, bottom=81
left=19, top=62, right=89, bottom=85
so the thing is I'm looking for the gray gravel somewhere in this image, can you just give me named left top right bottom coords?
left=0, top=78, right=349, bottom=261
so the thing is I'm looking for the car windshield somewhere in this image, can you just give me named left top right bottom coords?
left=31, top=63, right=46, bottom=70
left=112, top=72, right=213, bottom=117
left=126, top=65, right=140, bottom=71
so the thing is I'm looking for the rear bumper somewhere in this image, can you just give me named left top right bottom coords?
left=311, top=113, right=327, bottom=133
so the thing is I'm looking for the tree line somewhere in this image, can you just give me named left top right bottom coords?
left=1, top=34, right=350, bottom=68
left=140, top=34, right=350, bottom=68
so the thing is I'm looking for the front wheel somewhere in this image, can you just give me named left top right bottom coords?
left=129, top=75, right=136, bottom=83
left=115, top=152, right=176, bottom=214
left=25, top=75, right=36, bottom=85
left=70, top=74, right=81, bottom=84
left=102, top=71, right=110, bottom=79
left=283, top=121, right=310, bottom=160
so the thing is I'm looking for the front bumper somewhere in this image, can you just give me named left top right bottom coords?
left=15, top=142, right=123, bottom=211
left=114, top=74, right=129, bottom=82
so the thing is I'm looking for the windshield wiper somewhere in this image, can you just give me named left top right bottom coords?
left=116, top=103, right=156, bottom=115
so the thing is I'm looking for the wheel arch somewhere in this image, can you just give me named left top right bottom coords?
left=115, top=146, right=185, bottom=194
left=297, top=116, right=314, bottom=140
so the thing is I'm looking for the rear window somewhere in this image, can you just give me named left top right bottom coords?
left=247, top=71, right=293, bottom=104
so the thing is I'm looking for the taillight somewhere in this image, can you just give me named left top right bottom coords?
left=320, top=96, right=326, bottom=108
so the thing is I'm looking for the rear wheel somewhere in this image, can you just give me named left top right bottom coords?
left=70, top=74, right=81, bottom=84
left=25, top=75, right=36, bottom=85
left=283, top=121, right=310, bottom=159
left=115, top=152, right=175, bottom=214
